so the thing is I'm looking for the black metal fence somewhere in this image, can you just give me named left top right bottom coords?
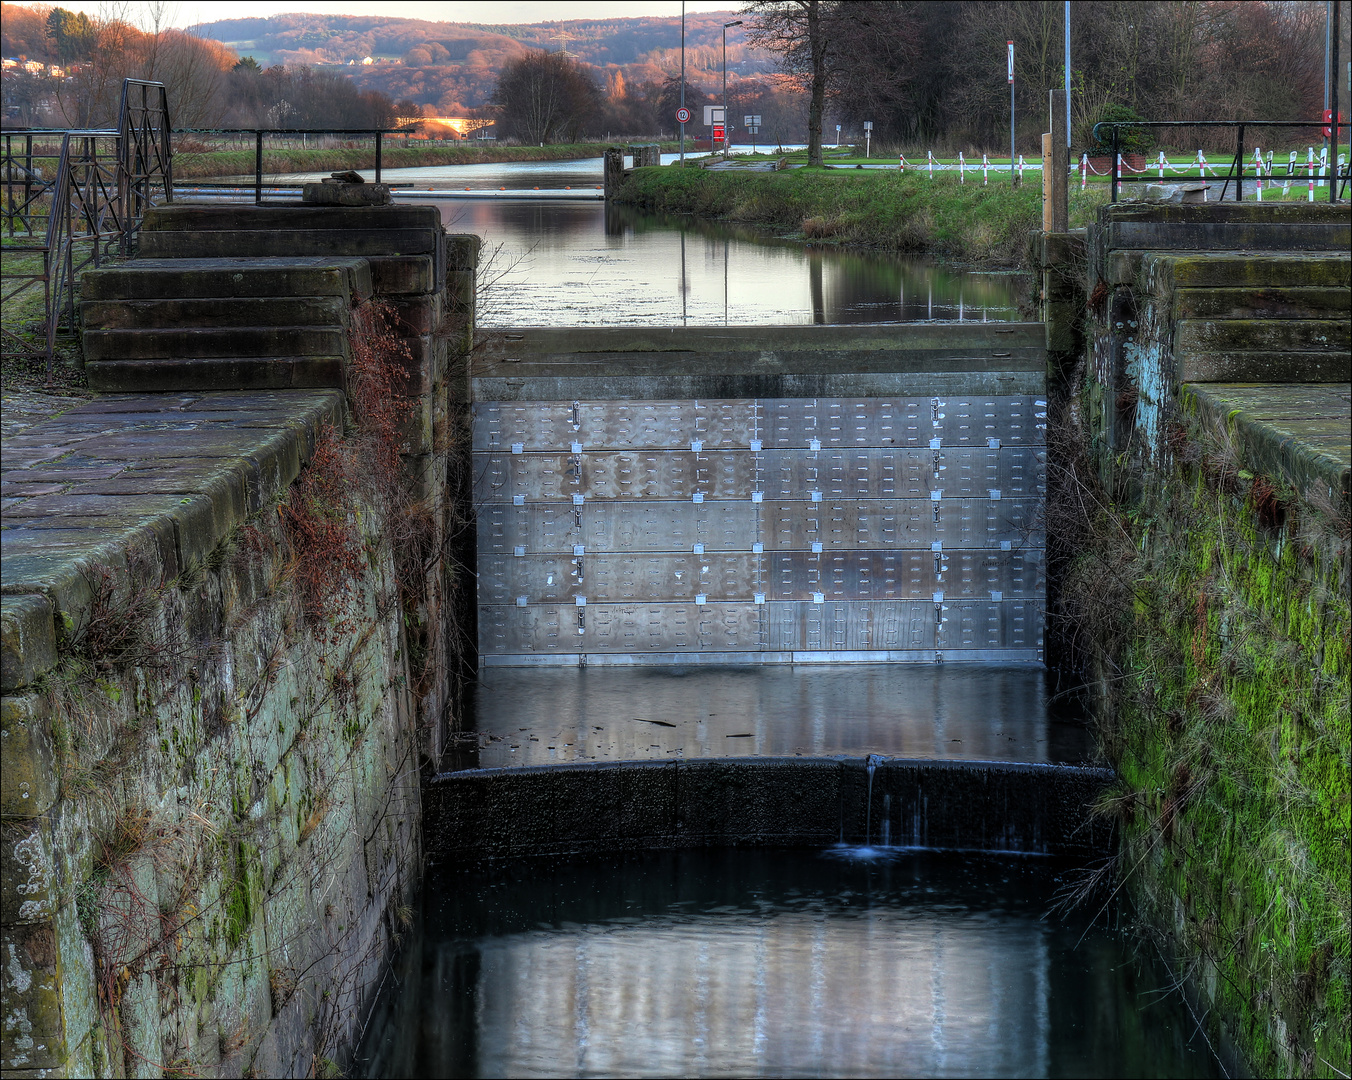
left=172, top=128, right=410, bottom=204
left=1094, top=120, right=1350, bottom=204
left=1, top=79, right=172, bottom=372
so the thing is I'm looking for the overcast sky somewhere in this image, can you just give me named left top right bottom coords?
left=46, top=1, right=742, bottom=31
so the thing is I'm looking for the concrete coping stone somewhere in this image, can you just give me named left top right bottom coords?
left=0, top=389, right=345, bottom=692
left=423, top=756, right=1118, bottom=864
left=1182, top=382, right=1351, bottom=510
left=80, top=257, right=374, bottom=302
left=482, top=323, right=1047, bottom=357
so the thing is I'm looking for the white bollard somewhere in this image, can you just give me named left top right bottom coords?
left=898, top=153, right=904, bottom=172
left=927, top=150, right=934, bottom=180
left=982, top=153, right=989, bottom=185
left=1285, top=150, right=1297, bottom=193
left=1080, top=153, right=1088, bottom=191
left=1018, top=154, right=1025, bottom=185
left=1318, top=145, right=1327, bottom=187
left=958, top=151, right=965, bottom=183
left=1253, top=146, right=1263, bottom=200
left=1158, top=151, right=1167, bottom=180
left=1308, top=146, right=1315, bottom=201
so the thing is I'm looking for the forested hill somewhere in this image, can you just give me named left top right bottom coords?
left=189, top=11, right=763, bottom=113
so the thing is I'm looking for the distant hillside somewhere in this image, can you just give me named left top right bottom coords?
left=191, top=11, right=769, bottom=112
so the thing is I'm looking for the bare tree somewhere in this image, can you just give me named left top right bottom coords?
left=491, top=50, right=599, bottom=144
left=744, top=1, right=840, bottom=166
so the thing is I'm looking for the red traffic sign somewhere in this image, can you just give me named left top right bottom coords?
left=676, top=107, right=691, bottom=125
left=713, top=125, right=725, bottom=141
left=1323, top=109, right=1344, bottom=138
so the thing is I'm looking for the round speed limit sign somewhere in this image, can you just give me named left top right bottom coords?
left=676, top=107, right=691, bottom=124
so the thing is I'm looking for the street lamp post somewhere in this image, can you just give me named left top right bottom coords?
left=680, top=1, right=686, bottom=166
left=723, top=20, right=742, bottom=160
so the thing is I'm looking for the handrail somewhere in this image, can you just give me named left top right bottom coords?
left=1091, top=119, right=1349, bottom=204
left=172, top=128, right=415, bottom=204
left=0, top=80, right=171, bottom=378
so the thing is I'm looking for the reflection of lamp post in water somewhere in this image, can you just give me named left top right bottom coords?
left=723, top=238, right=729, bottom=325
left=680, top=231, right=688, bottom=326
left=723, top=20, right=742, bottom=159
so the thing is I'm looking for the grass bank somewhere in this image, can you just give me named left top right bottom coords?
left=173, top=140, right=679, bottom=179
left=613, top=165, right=1104, bottom=267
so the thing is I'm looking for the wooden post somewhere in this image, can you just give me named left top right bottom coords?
left=1049, top=89, right=1068, bottom=232
left=1042, top=132, right=1054, bottom=233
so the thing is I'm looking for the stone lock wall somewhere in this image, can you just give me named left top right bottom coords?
left=1061, top=202, right=1350, bottom=1078
left=1, top=208, right=480, bottom=1077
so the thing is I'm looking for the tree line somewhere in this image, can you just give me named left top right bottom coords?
left=745, top=0, right=1342, bottom=165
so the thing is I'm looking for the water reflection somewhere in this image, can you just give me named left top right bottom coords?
left=454, top=665, right=1093, bottom=770
left=433, top=198, right=1024, bottom=327
left=355, top=850, right=1223, bottom=1079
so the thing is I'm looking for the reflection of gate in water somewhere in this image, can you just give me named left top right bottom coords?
left=470, top=327, right=1046, bottom=666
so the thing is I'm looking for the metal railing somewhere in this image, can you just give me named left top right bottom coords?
left=1093, top=120, right=1349, bottom=204
left=172, top=128, right=408, bottom=204
left=1, top=79, right=172, bottom=374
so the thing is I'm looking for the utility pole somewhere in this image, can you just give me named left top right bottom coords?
left=680, top=1, right=686, bottom=165
left=723, top=20, right=742, bottom=160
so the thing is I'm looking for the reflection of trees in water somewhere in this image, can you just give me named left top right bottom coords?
left=454, top=198, right=1023, bottom=324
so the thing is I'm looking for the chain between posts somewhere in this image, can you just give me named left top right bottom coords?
left=1097, top=119, right=1349, bottom=204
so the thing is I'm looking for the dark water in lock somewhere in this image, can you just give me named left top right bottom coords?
left=355, top=849, right=1222, bottom=1079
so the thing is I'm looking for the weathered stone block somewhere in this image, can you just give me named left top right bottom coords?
left=0, top=595, right=56, bottom=694
left=0, top=695, right=58, bottom=818
left=444, top=233, right=482, bottom=272
left=0, top=920, right=66, bottom=1071
left=368, top=255, right=435, bottom=296
left=301, top=182, right=391, bottom=206
left=0, top=816, right=56, bottom=924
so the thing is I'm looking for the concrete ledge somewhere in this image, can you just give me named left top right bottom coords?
left=1178, top=351, right=1352, bottom=384
left=472, top=370, right=1047, bottom=401
left=1146, top=252, right=1351, bottom=290
left=1183, top=382, right=1351, bottom=507
left=84, top=357, right=346, bottom=392
left=79, top=257, right=373, bottom=302
left=0, top=390, right=346, bottom=690
left=82, top=326, right=351, bottom=362
left=424, top=757, right=1116, bottom=864
left=482, top=323, right=1046, bottom=356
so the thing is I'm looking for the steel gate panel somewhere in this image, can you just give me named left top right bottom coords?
left=474, top=396, right=1045, bottom=665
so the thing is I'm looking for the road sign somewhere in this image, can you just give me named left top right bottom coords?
left=1008, top=40, right=1014, bottom=83
left=676, top=107, right=691, bottom=124
left=864, top=121, right=873, bottom=131
left=744, top=115, right=761, bottom=126
left=713, top=125, right=725, bottom=142
left=704, top=105, right=725, bottom=126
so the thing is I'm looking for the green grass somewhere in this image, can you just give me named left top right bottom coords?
left=615, top=165, right=1057, bottom=266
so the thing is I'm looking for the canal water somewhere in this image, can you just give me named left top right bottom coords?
left=354, top=849, right=1223, bottom=1079
left=348, top=158, right=1210, bottom=1077
left=372, top=155, right=1026, bottom=326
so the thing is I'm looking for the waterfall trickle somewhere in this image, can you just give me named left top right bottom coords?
left=864, top=754, right=886, bottom=848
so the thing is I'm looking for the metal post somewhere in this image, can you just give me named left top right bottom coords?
left=1009, top=40, right=1016, bottom=188
left=1064, top=1, right=1071, bottom=148
left=1332, top=0, right=1341, bottom=203
left=722, top=21, right=742, bottom=160
left=1110, top=126, right=1119, bottom=204
left=375, top=130, right=383, bottom=184
left=680, top=1, right=686, bottom=165
left=254, top=130, right=263, bottom=205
